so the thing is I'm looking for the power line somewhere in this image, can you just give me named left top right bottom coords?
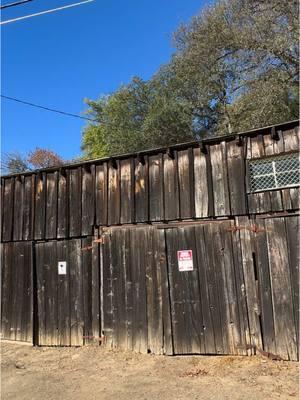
left=0, top=0, right=94, bottom=25
left=1, top=0, right=34, bottom=10
left=1, top=95, right=97, bottom=122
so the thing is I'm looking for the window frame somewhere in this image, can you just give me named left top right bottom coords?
left=247, top=151, right=300, bottom=194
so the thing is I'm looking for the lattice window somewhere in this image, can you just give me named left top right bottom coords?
left=249, top=153, right=300, bottom=192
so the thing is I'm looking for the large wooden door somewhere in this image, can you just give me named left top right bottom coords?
left=1, top=242, right=33, bottom=342
left=35, top=237, right=100, bottom=346
left=165, top=221, right=251, bottom=356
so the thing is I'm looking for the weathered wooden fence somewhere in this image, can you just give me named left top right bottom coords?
left=1, top=120, right=299, bottom=361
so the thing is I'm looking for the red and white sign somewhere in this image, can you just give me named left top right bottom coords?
left=177, top=250, right=193, bottom=272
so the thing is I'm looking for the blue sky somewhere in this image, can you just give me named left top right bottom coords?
left=2, top=0, right=208, bottom=161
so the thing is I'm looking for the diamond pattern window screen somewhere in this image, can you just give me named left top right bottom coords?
left=249, top=153, right=300, bottom=192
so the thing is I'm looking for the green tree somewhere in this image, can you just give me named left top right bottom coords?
left=82, top=0, right=299, bottom=158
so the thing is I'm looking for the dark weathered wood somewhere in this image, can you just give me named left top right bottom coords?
left=236, top=217, right=262, bottom=351
left=156, top=228, right=173, bottom=355
left=178, top=149, right=194, bottom=219
left=91, top=231, right=100, bottom=342
left=34, top=173, right=46, bottom=240
left=194, top=225, right=216, bottom=354
left=69, top=239, right=84, bottom=346
left=285, top=216, right=299, bottom=357
left=134, top=157, right=149, bottom=223
left=23, top=176, right=34, bottom=240
left=82, top=237, right=93, bottom=344
left=283, top=127, right=299, bottom=152
left=101, top=227, right=114, bottom=348
left=163, top=153, right=179, bottom=221
left=69, top=168, right=82, bottom=237
left=149, top=154, right=164, bottom=221
left=45, top=172, right=58, bottom=239
left=36, top=243, right=46, bottom=345
left=265, top=217, right=298, bottom=360
left=13, top=177, right=24, bottom=241
left=57, top=240, right=70, bottom=346
left=227, top=141, right=246, bottom=215
left=253, top=219, right=276, bottom=354
left=194, top=148, right=209, bottom=218
left=57, top=171, right=68, bottom=239
left=210, top=143, right=230, bottom=216
left=95, top=163, right=108, bottom=226
left=130, top=228, right=148, bottom=353
left=82, top=166, right=95, bottom=236
left=2, top=178, right=14, bottom=242
left=107, top=161, right=120, bottom=225
left=120, top=159, right=135, bottom=224
left=146, top=227, right=163, bottom=354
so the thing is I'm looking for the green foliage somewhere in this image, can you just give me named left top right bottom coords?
left=82, top=0, right=299, bottom=158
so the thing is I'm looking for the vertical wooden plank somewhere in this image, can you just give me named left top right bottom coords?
left=36, top=243, right=46, bottom=345
left=2, top=178, right=14, bottom=242
left=45, top=172, right=58, bottom=239
left=82, top=237, right=93, bottom=344
left=135, top=156, right=149, bottom=223
left=123, top=229, right=133, bottom=350
left=91, top=233, right=100, bottom=342
left=149, top=154, right=164, bottom=221
left=107, top=161, right=120, bottom=225
left=130, top=228, right=148, bottom=353
left=145, top=227, right=164, bottom=354
left=95, top=163, right=108, bottom=226
left=34, top=173, right=46, bottom=240
left=163, top=153, right=179, bottom=221
left=101, top=228, right=114, bottom=348
left=14, top=243, right=25, bottom=341
left=21, top=242, right=33, bottom=343
left=82, top=165, right=95, bottom=236
left=1, top=243, right=12, bottom=339
left=13, top=177, right=24, bottom=241
left=237, top=216, right=263, bottom=351
left=120, top=159, right=134, bottom=224
left=194, top=148, right=209, bottom=218
left=57, top=240, right=70, bottom=346
left=69, top=239, right=84, bottom=346
left=283, top=127, right=299, bottom=152
left=57, top=171, right=68, bottom=239
left=226, top=141, right=246, bottom=215
left=43, top=241, right=58, bottom=345
left=69, top=168, right=82, bottom=237
left=156, top=228, right=173, bottom=355
left=253, top=219, right=276, bottom=354
left=194, top=225, right=216, bottom=354
left=263, top=130, right=284, bottom=155
left=265, top=218, right=298, bottom=360
left=285, top=216, right=299, bottom=357
left=231, top=223, right=251, bottom=355
left=210, top=143, right=230, bottom=216
left=23, top=175, right=33, bottom=240
left=177, top=149, right=194, bottom=219
left=270, top=191, right=283, bottom=212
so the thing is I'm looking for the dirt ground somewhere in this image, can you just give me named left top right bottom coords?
left=1, top=341, right=299, bottom=400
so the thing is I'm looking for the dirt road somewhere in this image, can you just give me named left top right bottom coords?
left=1, top=341, right=298, bottom=400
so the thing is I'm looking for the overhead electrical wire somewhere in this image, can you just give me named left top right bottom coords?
left=0, top=0, right=34, bottom=10
left=1, top=95, right=97, bottom=122
left=0, top=0, right=95, bottom=25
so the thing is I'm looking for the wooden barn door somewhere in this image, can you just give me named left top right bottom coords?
left=165, top=221, right=251, bottom=356
left=1, top=242, right=33, bottom=343
left=35, top=237, right=100, bottom=346
left=100, top=226, right=173, bottom=354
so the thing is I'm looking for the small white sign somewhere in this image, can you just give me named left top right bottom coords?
left=177, top=250, right=194, bottom=272
left=58, top=261, right=67, bottom=275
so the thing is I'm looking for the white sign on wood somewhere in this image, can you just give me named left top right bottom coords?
left=58, top=261, right=67, bottom=275
left=177, top=250, right=194, bottom=272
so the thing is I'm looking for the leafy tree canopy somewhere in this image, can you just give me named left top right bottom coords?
left=1, top=148, right=64, bottom=175
left=82, top=0, right=299, bottom=158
